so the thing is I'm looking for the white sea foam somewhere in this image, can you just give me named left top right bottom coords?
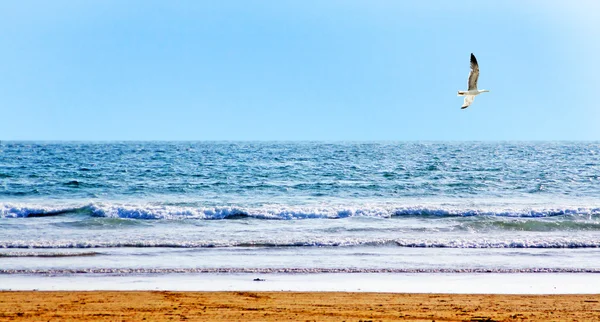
left=2, top=202, right=600, bottom=220
left=2, top=237, right=600, bottom=249
left=90, top=203, right=393, bottom=220
left=0, top=203, right=81, bottom=218
left=2, top=267, right=600, bottom=274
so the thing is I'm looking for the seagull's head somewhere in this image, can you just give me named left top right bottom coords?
left=480, top=89, right=490, bottom=93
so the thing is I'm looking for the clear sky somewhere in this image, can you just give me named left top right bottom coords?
left=1, top=1, right=598, bottom=141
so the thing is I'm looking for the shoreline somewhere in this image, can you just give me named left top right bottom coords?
left=2, top=291, right=600, bottom=321
left=2, top=272, right=600, bottom=294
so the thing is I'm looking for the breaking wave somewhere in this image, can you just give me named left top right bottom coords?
left=1, top=267, right=600, bottom=275
left=2, top=202, right=600, bottom=220
left=0, top=251, right=100, bottom=258
left=2, top=238, right=600, bottom=249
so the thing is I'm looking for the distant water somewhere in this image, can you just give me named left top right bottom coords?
left=1, top=141, right=600, bottom=275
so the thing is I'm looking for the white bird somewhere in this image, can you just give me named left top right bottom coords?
left=458, top=53, right=489, bottom=109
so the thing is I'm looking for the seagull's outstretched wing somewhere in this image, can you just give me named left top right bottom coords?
left=467, top=53, right=479, bottom=91
left=461, top=95, right=475, bottom=109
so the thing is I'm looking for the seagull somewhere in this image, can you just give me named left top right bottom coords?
left=458, top=53, right=489, bottom=109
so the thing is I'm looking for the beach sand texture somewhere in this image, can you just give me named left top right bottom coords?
left=1, top=291, right=599, bottom=321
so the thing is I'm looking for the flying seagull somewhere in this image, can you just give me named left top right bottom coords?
left=458, top=53, right=489, bottom=109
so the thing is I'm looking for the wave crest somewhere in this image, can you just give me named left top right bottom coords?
left=2, top=238, right=600, bottom=249
left=2, top=203, right=600, bottom=220
left=2, top=267, right=600, bottom=275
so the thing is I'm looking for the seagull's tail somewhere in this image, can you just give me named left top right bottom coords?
left=457, top=91, right=467, bottom=96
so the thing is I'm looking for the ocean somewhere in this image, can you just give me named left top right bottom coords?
left=1, top=141, right=600, bottom=281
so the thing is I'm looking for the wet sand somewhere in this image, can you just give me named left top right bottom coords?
left=1, top=291, right=599, bottom=321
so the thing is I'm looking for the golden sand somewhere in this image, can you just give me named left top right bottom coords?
left=1, top=291, right=599, bottom=321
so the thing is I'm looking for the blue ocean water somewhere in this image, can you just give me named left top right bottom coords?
left=1, top=141, right=600, bottom=274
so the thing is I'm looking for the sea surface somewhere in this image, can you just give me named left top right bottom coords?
left=1, top=141, right=600, bottom=276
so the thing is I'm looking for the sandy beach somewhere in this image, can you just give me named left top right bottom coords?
left=0, top=291, right=599, bottom=321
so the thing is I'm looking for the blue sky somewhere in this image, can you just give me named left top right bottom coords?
left=1, top=1, right=598, bottom=141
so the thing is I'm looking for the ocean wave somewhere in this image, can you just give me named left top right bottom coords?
left=2, top=202, right=600, bottom=220
left=2, top=238, right=600, bottom=249
left=1, top=267, right=600, bottom=275
left=461, top=220, right=600, bottom=232
left=0, top=204, right=89, bottom=218
left=0, top=251, right=100, bottom=258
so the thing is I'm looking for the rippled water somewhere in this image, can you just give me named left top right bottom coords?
left=1, top=141, right=600, bottom=274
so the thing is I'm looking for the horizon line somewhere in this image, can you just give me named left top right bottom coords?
left=1, top=139, right=598, bottom=143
